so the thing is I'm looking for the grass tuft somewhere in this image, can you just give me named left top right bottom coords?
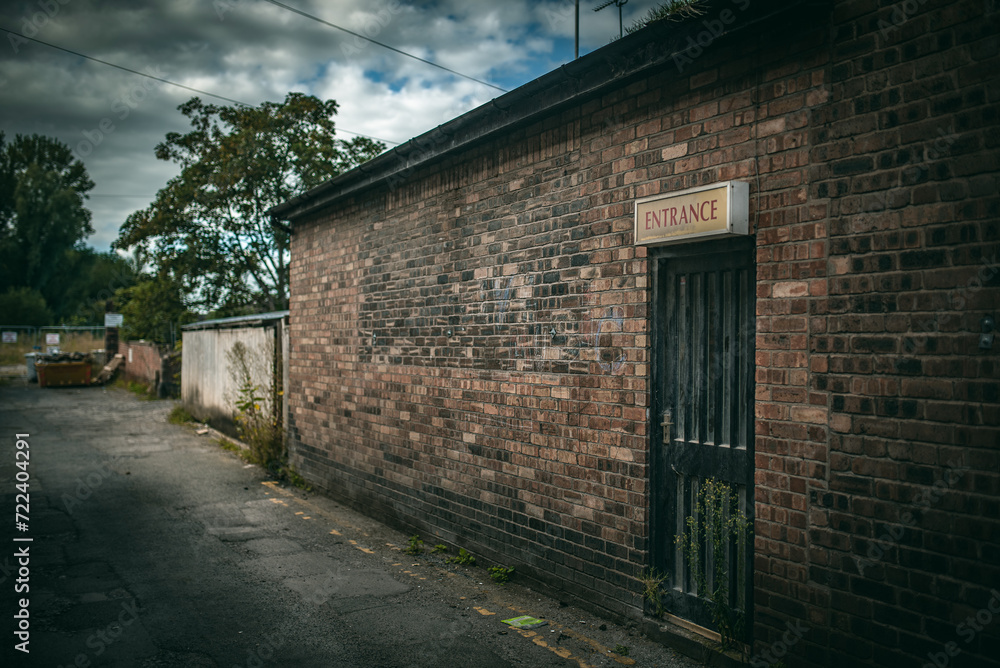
left=168, top=405, right=194, bottom=425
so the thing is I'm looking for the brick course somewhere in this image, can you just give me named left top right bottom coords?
left=118, top=340, right=163, bottom=387
left=284, top=0, right=999, bottom=665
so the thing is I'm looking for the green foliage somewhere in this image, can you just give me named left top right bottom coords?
left=34, top=247, right=136, bottom=323
left=639, top=567, right=668, bottom=618
left=488, top=565, right=514, bottom=585
left=404, top=535, right=424, bottom=555
left=279, top=466, right=311, bottom=491
left=0, top=287, right=52, bottom=326
left=115, top=93, right=385, bottom=314
left=0, top=134, right=95, bottom=301
left=0, top=134, right=142, bottom=325
left=624, top=0, right=704, bottom=35
left=446, top=548, right=476, bottom=566
left=216, top=437, right=240, bottom=453
left=114, top=274, right=194, bottom=344
left=613, top=644, right=630, bottom=657
left=168, top=405, right=194, bottom=425
left=114, top=376, right=157, bottom=400
left=431, top=544, right=448, bottom=554
left=675, top=478, right=751, bottom=652
left=227, top=341, right=283, bottom=467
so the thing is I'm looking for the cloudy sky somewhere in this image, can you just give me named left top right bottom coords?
left=0, top=0, right=667, bottom=252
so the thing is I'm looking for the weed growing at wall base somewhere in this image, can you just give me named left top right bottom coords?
left=676, top=479, right=751, bottom=653
left=227, top=341, right=283, bottom=467
left=640, top=567, right=668, bottom=617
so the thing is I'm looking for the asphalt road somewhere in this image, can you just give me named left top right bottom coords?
left=0, top=381, right=701, bottom=667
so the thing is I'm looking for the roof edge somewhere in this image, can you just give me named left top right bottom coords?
left=181, top=310, right=289, bottom=331
left=270, top=0, right=808, bottom=223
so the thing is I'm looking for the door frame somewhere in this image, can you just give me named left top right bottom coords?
left=649, top=235, right=756, bottom=638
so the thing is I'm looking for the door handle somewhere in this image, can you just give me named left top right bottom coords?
left=661, top=409, right=672, bottom=444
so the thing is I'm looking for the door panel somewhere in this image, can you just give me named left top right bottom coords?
left=651, top=237, right=755, bottom=635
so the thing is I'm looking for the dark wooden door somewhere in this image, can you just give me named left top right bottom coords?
left=651, top=236, right=755, bottom=635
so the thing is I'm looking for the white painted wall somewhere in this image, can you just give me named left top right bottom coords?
left=182, top=326, right=277, bottom=427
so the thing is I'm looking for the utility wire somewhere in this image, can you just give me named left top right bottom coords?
left=260, top=0, right=509, bottom=93
left=0, top=26, right=400, bottom=146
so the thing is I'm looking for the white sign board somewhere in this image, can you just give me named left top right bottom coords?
left=1, top=331, right=16, bottom=343
left=45, top=333, right=60, bottom=345
left=105, top=313, right=124, bottom=327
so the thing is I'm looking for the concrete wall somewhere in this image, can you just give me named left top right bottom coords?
left=182, top=326, right=279, bottom=431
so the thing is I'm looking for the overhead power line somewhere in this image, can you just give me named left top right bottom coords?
left=260, top=0, right=509, bottom=93
left=0, top=26, right=399, bottom=146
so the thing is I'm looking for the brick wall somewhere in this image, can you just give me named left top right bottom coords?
left=287, top=0, right=999, bottom=664
left=778, top=1, right=999, bottom=666
left=118, top=340, right=165, bottom=388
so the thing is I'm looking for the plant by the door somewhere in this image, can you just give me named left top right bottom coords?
left=675, top=478, right=751, bottom=653
left=640, top=567, right=668, bottom=618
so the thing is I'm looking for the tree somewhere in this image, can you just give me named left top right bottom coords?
left=0, top=133, right=95, bottom=297
left=115, top=93, right=385, bottom=314
left=0, top=287, right=52, bottom=326
left=114, top=274, right=194, bottom=345
left=49, top=247, right=138, bottom=324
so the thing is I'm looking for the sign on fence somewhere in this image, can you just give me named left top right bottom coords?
left=45, top=333, right=60, bottom=345
left=1, top=332, right=16, bottom=343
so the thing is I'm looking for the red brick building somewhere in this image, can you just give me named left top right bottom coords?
left=272, top=1, right=999, bottom=665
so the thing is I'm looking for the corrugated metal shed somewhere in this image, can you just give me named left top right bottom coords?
left=182, top=311, right=289, bottom=331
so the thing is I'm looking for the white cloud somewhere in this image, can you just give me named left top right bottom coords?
left=0, top=0, right=666, bottom=252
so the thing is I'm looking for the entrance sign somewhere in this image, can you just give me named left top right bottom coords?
left=635, top=181, right=749, bottom=246
left=104, top=313, right=124, bottom=327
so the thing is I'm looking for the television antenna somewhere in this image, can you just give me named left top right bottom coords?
left=594, top=0, right=628, bottom=39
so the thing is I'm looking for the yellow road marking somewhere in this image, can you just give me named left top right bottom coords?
left=259, top=482, right=624, bottom=667
left=502, top=606, right=628, bottom=667
left=261, top=481, right=360, bottom=530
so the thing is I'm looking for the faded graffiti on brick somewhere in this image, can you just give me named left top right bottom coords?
left=477, top=274, right=631, bottom=375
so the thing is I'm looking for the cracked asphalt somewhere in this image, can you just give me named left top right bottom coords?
left=0, top=380, right=701, bottom=667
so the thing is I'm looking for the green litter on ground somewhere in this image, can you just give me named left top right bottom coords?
left=502, top=615, right=548, bottom=629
